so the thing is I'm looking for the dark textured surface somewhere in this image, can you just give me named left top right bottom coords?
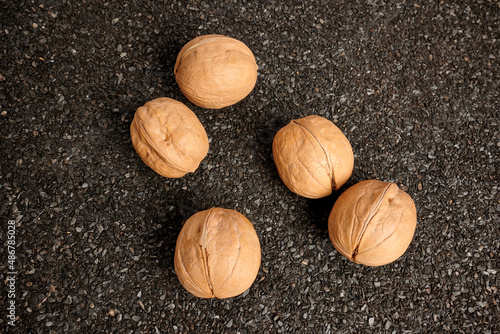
left=1, top=1, right=499, bottom=333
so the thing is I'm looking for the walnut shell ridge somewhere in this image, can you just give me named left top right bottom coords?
left=130, top=97, right=209, bottom=178
left=328, top=180, right=417, bottom=266
left=272, top=115, right=354, bottom=199
left=174, top=34, right=258, bottom=109
left=174, top=208, right=261, bottom=298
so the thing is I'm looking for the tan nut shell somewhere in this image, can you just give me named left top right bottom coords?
left=272, top=115, right=354, bottom=199
left=174, top=208, right=261, bottom=298
left=328, top=180, right=417, bottom=266
left=130, top=97, right=209, bottom=178
left=174, top=34, right=258, bottom=109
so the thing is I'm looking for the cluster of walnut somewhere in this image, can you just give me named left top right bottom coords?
left=272, top=117, right=417, bottom=266
left=130, top=34, right=258, bottom=179
left=130, top=35, right=261, bottom=299
left=129, top=34, right=417, bottom=299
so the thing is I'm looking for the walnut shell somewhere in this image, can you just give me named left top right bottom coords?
left=174, top=34, right=258, bottom=109
left=328, top=180, right=417, bottom=266
left=130, top=97, right=209, bottom=178
left=272, top=115, right=354, bottom=199
left=174, top=208, right=261, bottom=298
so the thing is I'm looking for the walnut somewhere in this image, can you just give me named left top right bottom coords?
left=174, top=208, right=261, bottom=298
left=174, top=34, right=258, bottom=109
left=130, top=97, right=209, bottom=178
left=272, top=115, right=354, bottom=199
left=328, top=180, right=417, bottom=266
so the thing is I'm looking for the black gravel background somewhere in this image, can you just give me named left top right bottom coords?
left=1, top=0, right=499, bottom=333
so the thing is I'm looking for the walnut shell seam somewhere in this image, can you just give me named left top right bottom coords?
left=350, top=183, right=394, bottom=261
left=291, top=119, right=336, bottom=190
left=132, top=111, right=189, bottom=174
left=174, top=36, right=252, bottom=76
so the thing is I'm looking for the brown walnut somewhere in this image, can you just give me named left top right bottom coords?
left=130, top=97, right=209, bottom=178
left=174, top=34, right=258, bottom=109
left=174, top=208, right=261, bottom=298
left=328, top=180, right=417, bottom=266
left=272, top=115, right=354, bottom=199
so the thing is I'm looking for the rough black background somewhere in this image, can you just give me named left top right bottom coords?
left=1, top=0, right=499, bottom=333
